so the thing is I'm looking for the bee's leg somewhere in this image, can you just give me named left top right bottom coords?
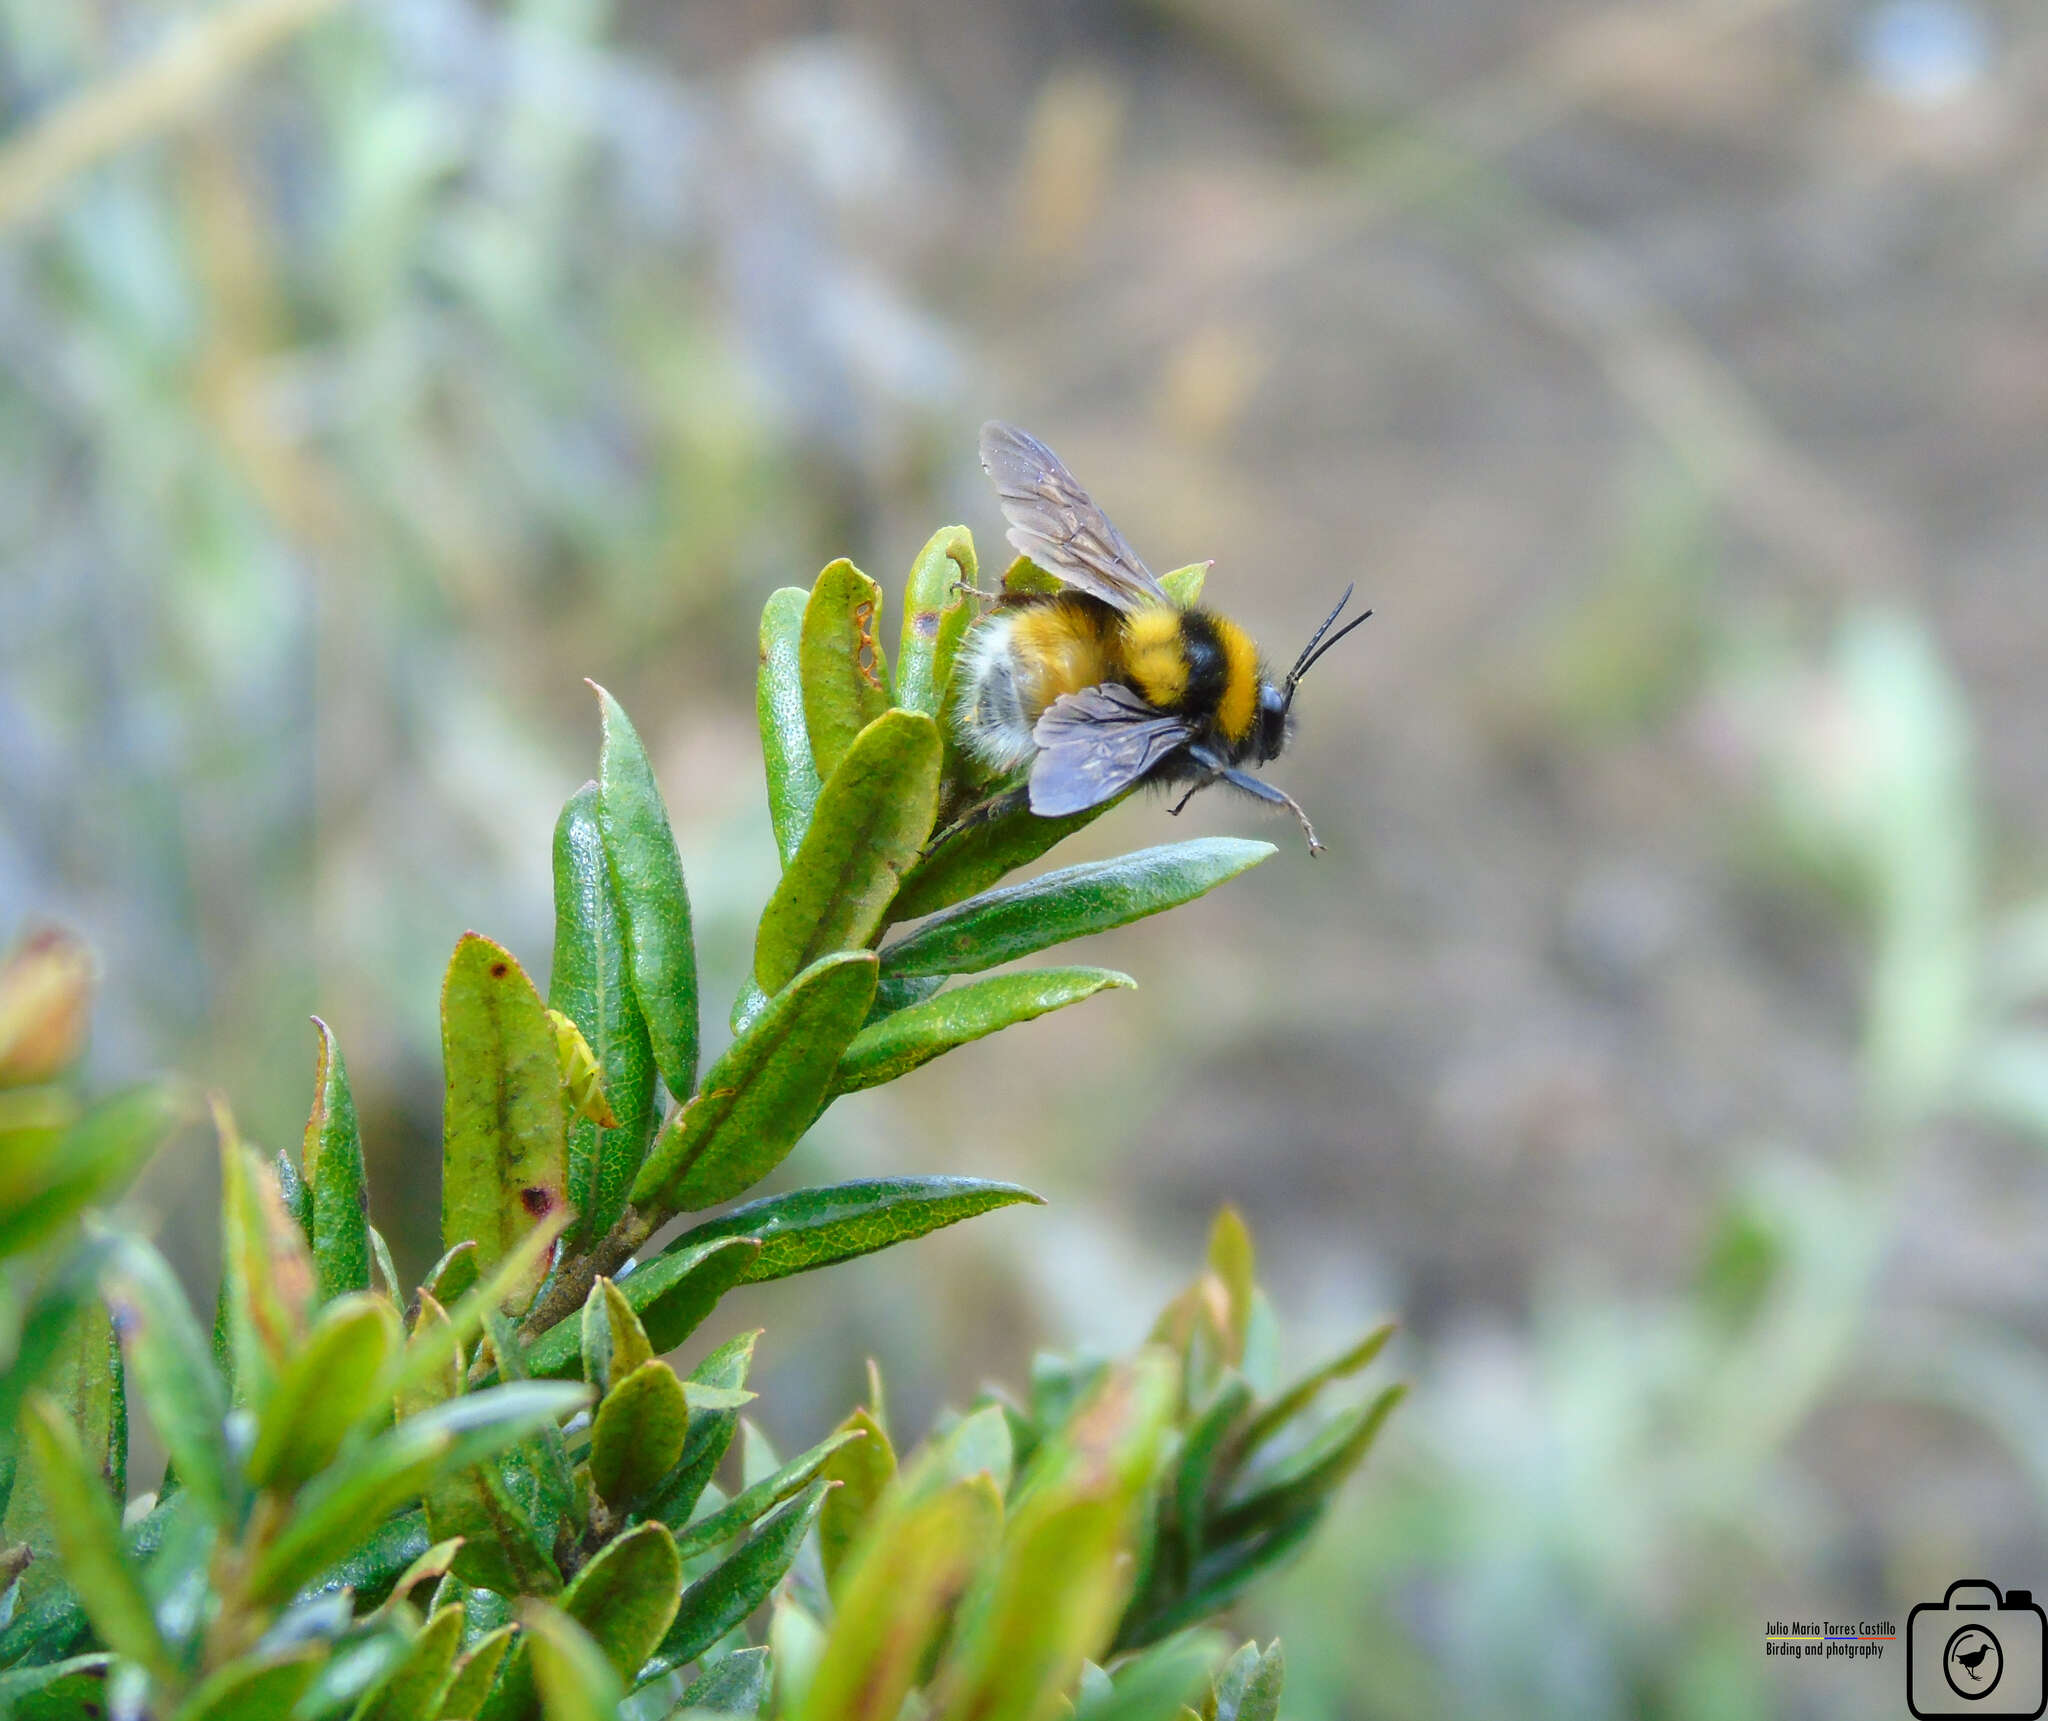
left=1198, top=761, right=1323, bottom=855
left=1166, top=776, right=1216, bottom=816
left=950, top=579, right=1004, bottom=603
left=925, top=783, right=1030, bottom=852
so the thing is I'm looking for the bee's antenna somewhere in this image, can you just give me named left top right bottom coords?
left=1281, top=583, right=1373, bottom=714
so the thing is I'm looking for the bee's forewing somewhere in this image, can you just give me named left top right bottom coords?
left=1027, top=683, right=1193, bottom=815
left=980, top=422, right=1172, bottom=615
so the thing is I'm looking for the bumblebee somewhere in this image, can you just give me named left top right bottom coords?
left=954, top=421, right=1369, bottom=854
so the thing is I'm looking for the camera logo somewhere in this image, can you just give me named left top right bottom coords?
left=1908, top=1581, right=2044, bottom=1717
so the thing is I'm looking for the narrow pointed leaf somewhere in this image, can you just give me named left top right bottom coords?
left=593, top=683, right=700, bottom=1100
left=1172, top=1376, right=1252, bottom=1572
left=649, top=1480, right=834, bottom=1678
left=1205, top=1208, right=1255, bottom=1365
left=427, top=1448, right=562, bottom=1598
left=833, top=969, right=1132, bottom=1095
left=589, top=1359, right=691, bottom=1508
left=1120, top=1510, right=1324, bottom=1648
left=881, top=840, right=1276, bottom=979
left=644, top=1332, right=757, bottom=1530
left=1072, top=1631, right=1226, bottom=1721
left=0, top=1084, right=177, bottom=1261
left=1214, top=1384, right=1405, bottom=1539
left=2, top=1297, right=120, bottom=1611
left=21, top=1397, right=173, bottom=1685
left=681, top=1644, right=772, bottom=1713
left=672, top=1429, right=863, bottom=1561
left=662, top=1176, right=1042, bottom=1288
left=303, top=1018, right=372, bottom=1301
left=753, top=711, right=942, bottom=995
left=249, top=1294, right=401, bottom=1491
left=1210, top=1640, right=1285, bottom=1721
left=392, top=1215, right=566, bottom=1405
left=550, top=783, right=657, bottom=1248
left=525, top=1236, right=758, bottom=1380
left=759, top=586, right=825, bottom=867
left=896, top=525, right=978, bottom=720
left=580, top=1276, right=653, bottom=1395
left=0, top=1655, right=112, bottom=1713
left=438, top=1624, right=515, bottom=1719
left=351, top=1604, right=464, bottom=1721
left=1158, top=563, right=1209, bottom=605
left=1236, top=1322, right=1396, bottom=1459
left=219, top=1124, right=314, bottom=1407
left=441, top=934, right=569, bottom=1312
left=801, top=559, right=892, bottom=781
left=818, top=1408, right=895, bottom=1598
left=103, top=1235, right=233, bottom=1525
left=797, top=1478, right=996, bottom=1721
left=631, top=952, right=878, bottom=1214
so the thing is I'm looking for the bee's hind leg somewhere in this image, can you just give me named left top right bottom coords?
left=1166, top=777, right=1215, bottom=817
left=925, top=783, right=1031, bottom=853
left=1187, top=749, right=1323, bottom=854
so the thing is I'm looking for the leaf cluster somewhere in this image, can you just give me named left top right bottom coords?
left=0, top=529, right=1393, bottom=1719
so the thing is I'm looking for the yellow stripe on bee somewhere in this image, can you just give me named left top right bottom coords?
left=1122, top=609, right=1189, bottom=707
left=1010, top=601, right=1120, bottom=710
left=1212, top=615, right=1260, bottom=743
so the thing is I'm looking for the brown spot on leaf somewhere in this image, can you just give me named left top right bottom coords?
left=912, top=610, right=939, bottom=638
left=853, top=599, right=882, bottom=687
left=520, top=1185, right=557, bottom=1217
left=490, top=961, right=509, bottom=979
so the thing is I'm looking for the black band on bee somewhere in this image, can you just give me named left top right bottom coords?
left=1173, top=610, right=1232, bottom=720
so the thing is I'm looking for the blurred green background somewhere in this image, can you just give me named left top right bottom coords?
left=5, top=0, right=2048, bottom=1715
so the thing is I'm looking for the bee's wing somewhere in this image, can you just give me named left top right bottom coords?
left=980, top=422, right=1172, bottom=615
left=1028, top=683, right=1193, bottom=815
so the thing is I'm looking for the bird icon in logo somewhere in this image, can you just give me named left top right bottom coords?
left=1947, top=1625, right=2000, bottom=1693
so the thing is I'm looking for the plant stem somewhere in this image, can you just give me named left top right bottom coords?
left=519, top=1205, right=656, bottom=1342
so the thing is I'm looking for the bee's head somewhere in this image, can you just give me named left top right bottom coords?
left=1255, top=679, right=1293, bottom=763
left=1274, top=582, right=1373, bottom=752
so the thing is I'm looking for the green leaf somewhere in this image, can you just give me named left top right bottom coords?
left=1235, top=1322, right=1396, bottom=1459
left=662, top=1177, right=1043, bottom=1288
left=832, top=969, right=1132, bottom=1095
left=392, top=1217, right=567, bottom=1406
left=680, top=1644, right=772, bottom=1714
left=758, top=587, right=825, bottom=868
left=103, top=1234, right=234, bottom=1526
left=800, top=559, right=892, bottom=781
left=309, top=1510, right=432, bottom=1613
left=936, top=1352, right=1180, bottom=1721
left=522, top=1604, right=623, bottom=1721
left=630, top=953, right=878, bottom=1214
left=525, top=1237, right=758, bottom=1381
left=1158, top=564, right=1209, bottom=606
left=1205, top=1208, right=1255, bottom=1365
left=671, top=1428, right=864, bottom=1560
left=589, top=1359, right=691, bottom=1509
left=1171, top=1375, right=1252, bottom=1572
left=881, top=840, right=1276, bottom=979
left=247, top=1382, right=588, bottom=1605
left=817, top=1409, right=894, bottom=1597
left=913, top=1404, right=1015, bottom=1501
left=644, top=1333, right=757, bottom=1531
left=438, top=1624, right=515, bottom=1719
left=580, top=1276, right=653, bottom=1396
left=248, top=1294, right=400, bottom=1492
left=593, top=682, right=701, bottom=1102
left=562, top=1520, right=683, bottom=1679
left=2, top=1295, right=120, bottom=1612
left=302, top=1018, right=372, bottom=1302
left=426, top=1446, right=562, bottom=1599
left=440, top=934, right=570, bottom=1313
left=550, top=784, right=660, bottom=1249
left=21, top=1397, right=173, bottom=1686
left=219, top=1123, right=314, bottom=1408
left=1120, top=1511, right=1323, bottom=1648
left=1209, top=1639, right=1285, bottom=1721
left=752, top=711, right=943, bottom=996
left=0, top=1654, right=111, bottom=1716
left=648, top=1480, right=834, bottom=1679
left=889, top=802, right=1117, bottom=926
left=0, top=1084, right=178, bottom=1261
left=175, top=1647, right=327, bottom=1720
left=896, top=525, right=978, bottom=721
left=796, top=1478, right=998, bottom=1721
left=1213, top=1384, right=1405, bottom=1540
left=1072, top=1631, right=1225, bottom=1721
left=350, top=1604, right=464, bottom=1721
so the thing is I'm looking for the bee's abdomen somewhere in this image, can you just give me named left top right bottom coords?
left=1124, top=607, right=1260, bottom=743
left=952, top=595, right=1121, bottom=773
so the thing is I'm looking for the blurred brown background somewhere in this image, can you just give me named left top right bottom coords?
left=5, top=0, right=2048, bottom=1714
